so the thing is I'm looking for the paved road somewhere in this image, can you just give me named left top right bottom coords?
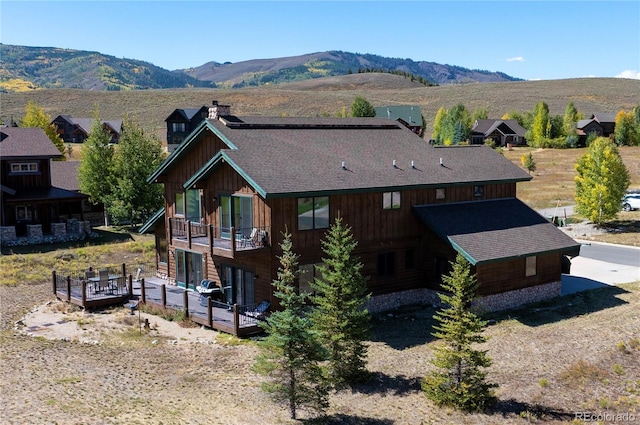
left=562, top=242, right=640, bottom=295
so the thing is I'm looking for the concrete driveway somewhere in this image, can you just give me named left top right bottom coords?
left=561, top=241, right=640, bottom=295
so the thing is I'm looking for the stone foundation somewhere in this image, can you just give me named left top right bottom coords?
left=26, top=225, right=43, bottom=243
left=368, top=281, right=562, bottom=314
left=1, top=226, right=17, bottom=242
left=472, top=281, right=562, bottom=313
left=0, top=225, right=97, bottom=247
left=51, top=223, right=67, bottom=237
left=367, top=288, right=441, bottom=314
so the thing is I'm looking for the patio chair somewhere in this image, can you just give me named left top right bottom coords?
left=245, top=300, right=270, bottom=320
left=97, top=270, right=110, bottom=293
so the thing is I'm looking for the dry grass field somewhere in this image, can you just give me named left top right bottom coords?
left=2, top=76, right=640, bottom=424
left=2, top=75, right=639, bottom=141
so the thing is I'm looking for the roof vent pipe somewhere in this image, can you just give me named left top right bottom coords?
left=411, top=160, right=415, bottom=169
left=440, top=157, right=444, bottom=166
left=393, top=159, right=397, bottom=168
left=341, top=161, right=346, bottom=169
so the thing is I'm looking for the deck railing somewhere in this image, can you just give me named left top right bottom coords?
left=53, top=265, right=266, bottom=337
left=169, top=218, right=270, bottom=252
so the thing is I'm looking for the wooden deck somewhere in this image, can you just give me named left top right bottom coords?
left=53, top=272, right=264, bottom=337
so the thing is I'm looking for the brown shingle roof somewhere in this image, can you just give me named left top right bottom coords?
left=51, top=161, right=81, bottom=191
left=173, top=117, right=531, bottom=197
left=0, top=127, right=62, bottom=159
left=413, top=198, right=581, bottom=265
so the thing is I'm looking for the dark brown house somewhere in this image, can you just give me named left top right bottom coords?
left=51, top=115, right=122, bottom=144
left=142, top=107, right=580, bottom=313
left=0, top=127, right=88, bottom=240
left=576, top=113, right=617, bottom=145
left=471, top=119, right=527, bottom=146
left=165, top=104, right=216, bottom=150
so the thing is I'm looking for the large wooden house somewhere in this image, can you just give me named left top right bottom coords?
left=0, top=127, right=88, bottom=241
left=51, top=115, right=122, bottom=144
left=142, top=104, right=580, bottom=313
left=165, top=104, right=212, bottom=150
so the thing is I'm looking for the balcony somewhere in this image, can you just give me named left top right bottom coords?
left=169, top=218, right=269, bottom=257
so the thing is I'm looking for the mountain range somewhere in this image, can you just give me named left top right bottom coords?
left=0, top=44, right=522, bottom=92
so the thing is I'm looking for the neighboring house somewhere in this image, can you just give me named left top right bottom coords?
left=0, top=127, right=88, bottom=240
left=50, top=160, right=104, bottom=226
left=576, top=113, right=617, bottom=145
left=471, top=119, right=527, bottom=146
left=141, top=105, right=580, bottom=314
left=374, top=105, right=423, bottom=135
left=51, top=115, right=122, bottom=144
left=165, top=104, right=214, bottom=150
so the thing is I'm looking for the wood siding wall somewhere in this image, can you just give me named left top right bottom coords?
left=1, top=159, right=51, bottom=189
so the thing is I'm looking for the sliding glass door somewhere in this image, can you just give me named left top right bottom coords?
left=221, top=265, right=255, bottom=306
left=175, top=250, right=203, bottom=290
left=219, top=195, right=253, bottom=239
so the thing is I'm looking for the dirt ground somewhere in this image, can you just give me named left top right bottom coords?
left=2, top=275, right=639, bottom=425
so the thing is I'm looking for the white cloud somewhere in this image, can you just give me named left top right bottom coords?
left=615, top=70, right=640, bottom=79
left=506, top=56, right=525, bottom=62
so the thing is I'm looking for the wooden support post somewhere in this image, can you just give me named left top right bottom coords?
left=233, top=304, right=239, bottom=335
left=187, top=220, right=192, bottom=249
left=161, top=284, right=167, bottom=308
left=230, top=226, right=236, bottom=257
left=52, top=271, right=57, bottom=295
left=183, top=290, right=189, bottom=318
left=128, top=275, right=133, bottom=296
left=209, top=224, right=214, bottom=251
left=141, top=278, right=146, bottom=304
left=121, top=263, right=126, bottom=278
left=82, top=281, right=87, bottom=307
left=66, top=276, right=71, bottom=302
left=207, top=296, right=213, bottom=328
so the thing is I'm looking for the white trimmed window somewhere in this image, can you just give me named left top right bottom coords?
left=11, top=162, right=38, bottom=173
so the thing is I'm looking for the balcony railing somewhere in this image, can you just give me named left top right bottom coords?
left=169, top=218, right=269, bottom=254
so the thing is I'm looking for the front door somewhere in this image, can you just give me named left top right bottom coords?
left=176, top=250, right=203, bottom=290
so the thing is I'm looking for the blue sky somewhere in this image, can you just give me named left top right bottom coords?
left=2, top=1, right=639, bottom=81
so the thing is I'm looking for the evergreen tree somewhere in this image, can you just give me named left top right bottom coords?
left=78, top=111, right=115, bottom=227
left=311, top=217, right=371, bottom=386
left=253, top=232, right=329, bottom=420
left=350, top=96, right=376, bottom=117
left=575, top=137, right=630, bottom=224
left=520, top=152, right=536, bottom=175
left=19, top=101, right=65, bottom=158
left=423, top=254, right=497, bottom=411
left=109, top=116, right=165, bottom=226
left=441, top=103, right=471, bottom=144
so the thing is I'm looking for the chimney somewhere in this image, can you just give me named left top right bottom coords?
left=209, top=100, right=231, bottom=120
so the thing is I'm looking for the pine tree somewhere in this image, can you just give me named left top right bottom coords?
left=311, top=217, right=371, bottom=386
left=575, top=137, right=630, bottom=224
left=19, top=101, right=65, bottom=158
left=78, top=111, right=114, bottom=227
left=521, top=152, right=536, bottom=175
left=253, top=232, right=329, bottom=420
left=423, top=254, right=497, bottom=411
